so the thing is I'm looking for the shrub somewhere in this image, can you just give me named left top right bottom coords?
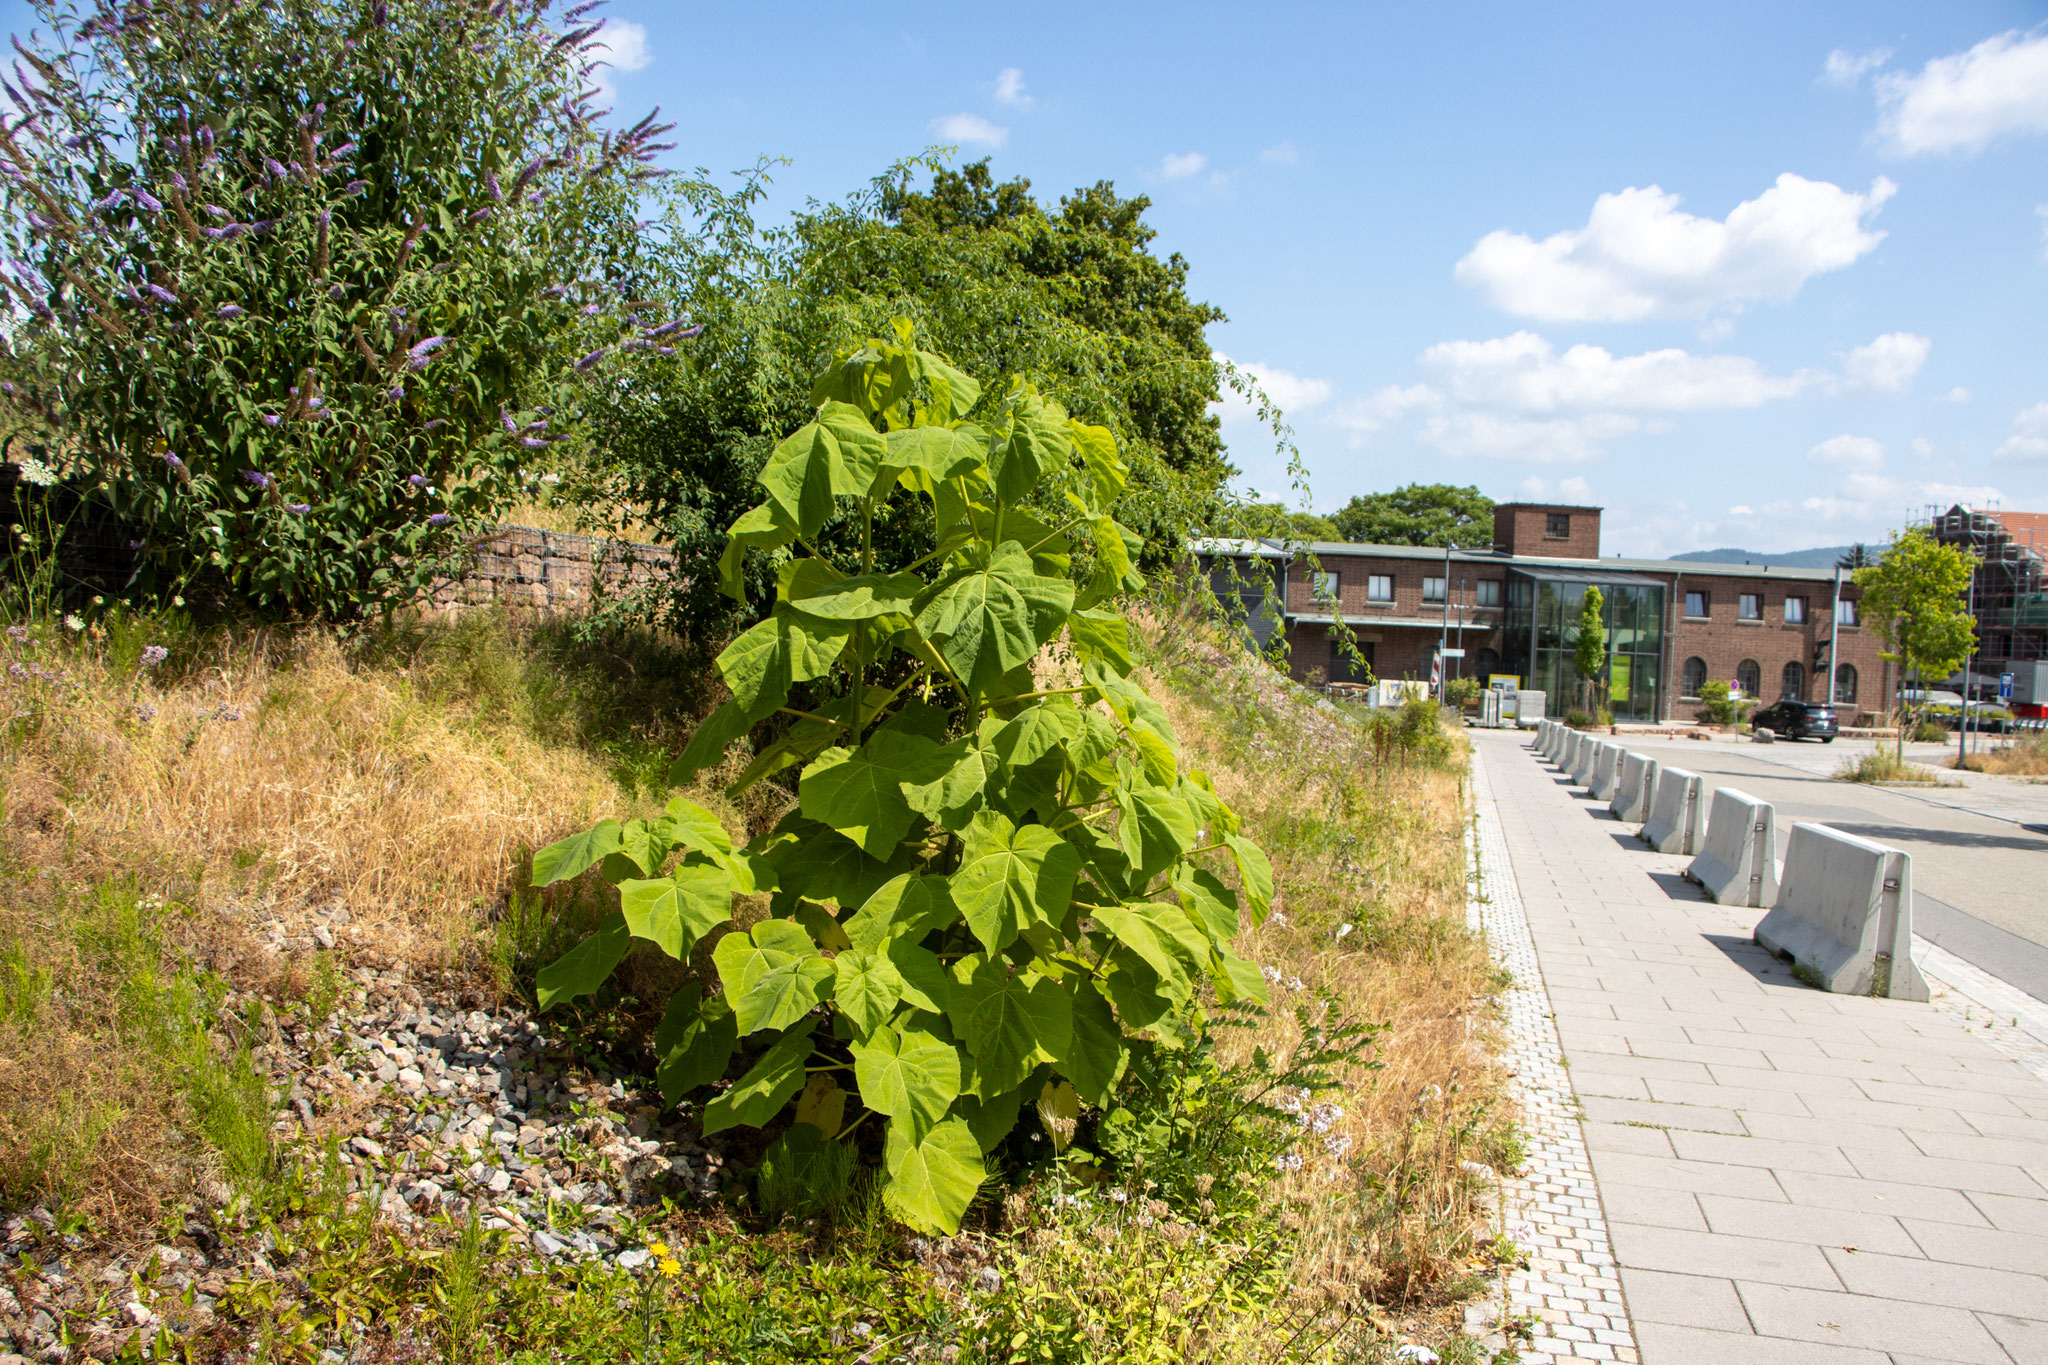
left=1835, top=751, right=1950, bottom=785
left=1442, top=675, right=1483, bottom=708
left=0, top=0, right=683, bottom=619
left=1695, top=681, right=1753, bottom=726
left=528, top=333, right=1276, bottom=1237
left=1362, top=696, right=1458, bottom=768
left=1563, top=708, right=1592, bottom=730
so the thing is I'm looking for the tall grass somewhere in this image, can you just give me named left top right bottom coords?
left=1956, top=729, right=2048, bottom=777
left=1835, top=750, right=1953, bottom=785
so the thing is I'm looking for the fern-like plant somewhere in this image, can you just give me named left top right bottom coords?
left=528, top=327, right=1273, bottom=1235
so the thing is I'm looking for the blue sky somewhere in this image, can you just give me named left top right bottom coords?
left=9, top=0, right=2048, bottom=556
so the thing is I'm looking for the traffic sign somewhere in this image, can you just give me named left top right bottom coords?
left=1440, top=648, right=1466, bottom=658
left=2001, top=672, right=2014, bottom=702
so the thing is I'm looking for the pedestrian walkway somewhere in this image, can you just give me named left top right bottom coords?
left=1469, top=729, right=2048, bottom=1365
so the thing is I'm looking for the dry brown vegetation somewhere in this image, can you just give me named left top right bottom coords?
left=1955, top=730, right=2048, bottom=777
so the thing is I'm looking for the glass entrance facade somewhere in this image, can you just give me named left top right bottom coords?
left=1501, top=573, right=1666, bottom=720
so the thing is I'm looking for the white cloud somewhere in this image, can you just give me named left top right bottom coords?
left=994, top=68, right=1033, bottom=110
left=1159, top=151, right=1208, bottom=180
left=1455, top=174, right=1895, bottom=322
left=1841, top=331, right=1930, bottom=392
left=1259, top=141, right=1302, bottom=165
left=931, top=113, right=1008, bottom=148
left=1729, top=474, right=2006, bottom=550
left=1948, top=386, right=1973, bottom=403
left=2038, top=204, right=2048, bottom=259
left=1995, top=402, right=2048, bottom=461
left=1913, top=436, right=1936, bottom=459
left=1518, top=475, right=1596, bottom=502
left=1876, top=28, right=2048, bottom=156
left=1212, top=354, right=1332, bottom=426
left=1419, top=412, right=1640, bottom=464
left=1808, top=434, right=1885, bottom=468
left=1416, top=332, right=1816, bottom=413
left=1824, top=47, right=1892, bottom=87
left=587, top=19, right=651, bottom=104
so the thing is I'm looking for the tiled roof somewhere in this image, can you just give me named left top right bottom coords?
left=1985, top=510, right=2048, bottom=553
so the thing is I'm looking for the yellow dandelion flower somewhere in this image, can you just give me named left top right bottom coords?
left=648, top=1239, right=669, bottom=1258
left=658, top=1257, right=682, bottom=1277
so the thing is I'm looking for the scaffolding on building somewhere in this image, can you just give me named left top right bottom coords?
left=1931, top=506, right=2048, bottom=671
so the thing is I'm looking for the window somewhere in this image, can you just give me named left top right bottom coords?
left=1422, top=576, right=1446, bottom=603
left=1474, top=646, right=1501, bottom=679
left=1684, top=590, right=1709, bottom=618
left=1833, top=664, right=1859, bottom=704
left=1367, top=575, right=1394, bottom=602
left=1309, top=570, right=1338, bottom=602
left=1836, top=597, right=1859, bottom=626
left=1736, top=659, right=1761, bottom=697
left=1329, top=638, right=1373, bottom=684
left=1739, top=593, right=1762, bottom=621
left=1784, top=596, right=1806, bottom=624
left=1476, top=579, right=1502, bottom=608
left=1682, top=656, right=1708, bottom=698
left=1781, top=661, right=1805, bottom=700
left=1545, top=512, right=1571, bottom=539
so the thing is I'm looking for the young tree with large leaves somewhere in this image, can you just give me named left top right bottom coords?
left=0, top=0, right=682, bottom=618
left=530, top=333, right=1274, bottom=1236
left=1854, top=526, right=1979, bottom=759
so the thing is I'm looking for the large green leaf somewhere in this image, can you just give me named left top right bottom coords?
left=878, top=424, right=984, bottom=493
left=852, top=1020, right=961, bottom=1124
left=955, top=1087, right=1026, bottom=1153
left=1068, top=608, right=1133, bottom=676
left=985, top=385, right=1071, bottom=505
left=667, top=701, right=752, bottom=788
left=886, top=940, right=953, bottom=1014
left=702, top=1028, right=815, bottom=1135
left=715, top=617, right=793, bottom=721
left=832, top=951, right=906, bottom=1037
left=530, top=819, right=623, bottom=888
left=1062, top=977, right=1127, bottom=1106
left=992, top=698, right=1083, bottom=767
left=799, top=731, right=939, bottom=857
left=717, top=499, right=798, bottom=603
left=882, top=1117, right=985, bottom=1236
left=950, top=811, right=1082, bottom=954
left=1118, top=782, right=1200, bottom=883
left=1172, top=865, right=1241, bottom=944
left=1067, top=420, right=1127, bottom=513
left=617, top=863, right=733, bottom=960
left=535, top=911, right=631, bottom=1012
left=1090, top=903, right=1192, bottom=999
left=1209, top=948, right=1271, bottom=1007
left=844, top=873, right=957, bottom=955
left=902, top=724, right=1001, bottom=831
left=914, top=351, right=983, bottom=422
left=786, top=569, right=924, bottom=624
left=944, top=955, right=1072, bottom=1095
left=1075, top=516, right=1143, bottom=610
left=766, top=823, right=915, bottom=914
left=713, top=919, right=834, bottom=1035
left=915, top=542, right=1074, bottom=695
left=1102, top=952, right=1183, bottom=1029
left=1225, top=834, right=1275, bottom=923
left=758, top=400, right=889, bottom=536
left=664, top=797, right=736, bottom=856
left=654, top=985, right=739, bottom=1107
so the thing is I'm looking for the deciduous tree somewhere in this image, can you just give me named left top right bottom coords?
left=1329, top=483, right=1493, bottom=547
left=1854, top=527, right=1978, bottom=759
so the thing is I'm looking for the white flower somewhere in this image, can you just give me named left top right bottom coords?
left=1395, top=1347, right=1439, bottom=1364
left=1275, top=1150, right=1303, bottom=1172
left=1460, top=1160, right=1497, bottom=1183
left=1267, top=911, right=1289, bottom=927
left=62, top=613, right=84, bottom=632
left=1334, top=923, right=1353, bottom=940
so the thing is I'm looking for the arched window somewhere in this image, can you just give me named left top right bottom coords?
left=1781, top=661, right=1805, bottom=700
left=1681, top=656, right=1707, bottom=698
left=1833, top=664, right=1859, bottom=705
left=1474, top=646, right=1501, bottom=679
left=1736, top=659, right=1761, bottom=698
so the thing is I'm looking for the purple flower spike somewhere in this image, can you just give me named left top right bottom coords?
left=203, top=203, right=229, bottom=218
left=327, top=284, right=345, bottom=300
left=466, top=207, right=492, bottom=225
left=263, top=157, right=289, bottom=182
left=486, top=170, right=503, bottom=203
left=421, top=419, right=448, bottom=431
left=0, top=382, right=12, bottom=394
left=408, top=473, right=430, bottom=488
left=405, top=336, right=450, bottom=371
left=25, top=210, right=52, bottom=231
left=140, top=645, right=168, bottom=667
left=144, top=283, right=179, bottom=306
left=542, top=283, right=567, bottom=299
left=427, top=512, right=451, bottom=527
left=306, top=396, right=326, bottom=411
left=261, top=413, right=281, bottom=427
left=242, top=470, right=272, bottom=490
left=343, top=180, right=369, bottom=197
left=579, top=303, right=601, bottom=316
left=285, top=503, right=310, bottom=514
left=676, top=324, right=705, bottom=339
left=163, top=452, right=183, bottom=468
left=131, top=188, right=162, bottom=212
left=573, top=348, right=606, bottom=371
left=167, top=170, right=188, bottom=192
left=217, top=303, right=246, bottom=318
left=519, top=437, right=550, bottom=449
left=330, top=141, right=358, bottom=160
left=92, top=188, right=125, bottom=212
left=656, top=347, right=675, bottom=356
left=500, top=408, right=516, bottom=433
left=645, top=319, right=687, bottom=337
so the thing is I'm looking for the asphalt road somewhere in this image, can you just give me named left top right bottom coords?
left=1543, top=731, right=2048, bottom=1002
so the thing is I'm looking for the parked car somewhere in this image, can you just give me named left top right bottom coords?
left=1750, top=700, right=1839, bottom=742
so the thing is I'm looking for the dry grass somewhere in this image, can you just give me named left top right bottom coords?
left=1139, top=621, right=1513, bottom=1313
left=1835, top=749, right=1958, bottom=786
left=1956, top=730, right=2048, bottom=776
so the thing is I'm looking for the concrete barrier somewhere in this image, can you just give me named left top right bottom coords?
left=1610, top=752, right=1657, bottom=822
left=1754, top=823, right=1929, bottom=1001
left=1536, top=719, right=1555, bottom=757
left=1686, top=788, right=1779, bottom=907
left=1589, top=744, right=1625, bottom=802
left=1641, top=766, right=1704, bottom=855
left=1542, top=720, right=1560, bottom=758
left=1557, top=729, right=1578, bottom=769
left=1571, top=737, right=1606, bottom=788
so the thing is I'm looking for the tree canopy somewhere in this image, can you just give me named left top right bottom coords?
left=1853, top=527, right=1978, bottom=754
left=1239, top=502, right=1339, bottom=544
left=1330, top=484, right=1494, bottom=548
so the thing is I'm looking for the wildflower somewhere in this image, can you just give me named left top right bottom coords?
left=466, top=207, right=492, bottom=225
left=1262, top=965, right=1283, bottom=984
left=162, top=452, right=183, bottom=469
left=427, top=512, right=451, bottom=526
left=145, top=283, right=179, bottom=306
left=1275, top=1150, right=1304, bottom=1173
left=648, top=1239, right=669, bottom=1258
left=421, top=419, right=449, bottom=431
left=405, top=336, right=451, bottom=371
left=1324, top=1134, right=1353, bottom=1159
left=342, top=179, right=370, bottom=197
left=139, top=645, right=168, bottom=667
left=1394, top=1349, right=1438, bottom=1365
left=4, top=626, right=23, bottom=642
left=573, top=347, right=605, bottom=371
left=1106, top=1188, right=1128, bottom=1204
left=217, top=303, right=245, bottom=319
left=285, top=503, right=310, bottom=514
left=62, top=613, right=84, bottom=632
left=91, top=188, right=125, bottom=212
left=263, top=156, right=289, bottom=183
left=5, top=663, right=22, bottom=679
left=261, top=414, right=281, bottom=427
left=408, top=474, right=431, bottom=489
left=1267, top=911, right=1289, bottom=927
left=131, top=188, right=163, bottom=212
left=134, top=703, right=155, bottom=723
left=241, top=470, right=273, bottom=490
left=658, top=1256, right=680, bottom=1277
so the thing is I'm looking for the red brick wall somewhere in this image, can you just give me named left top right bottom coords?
left=1493, top=504, right=1602, bottom=559
left=1666, top=574, right=1885, bottom=720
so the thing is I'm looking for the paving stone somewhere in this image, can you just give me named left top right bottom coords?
left=1605, top=1222, right=1843, bottom=1290
left=1594, top=1184, right=1707, bottom=1231
left=1579, top=1094, right=1748, bottom=1135
left=1631, top=1322, right=1890, bottom=1363
left=1771, top=1170, right=1991, bottom=1228
left=1977, top=1310, right=2048, bottom=1365
left=1967, top=1190, right=2048, bottom=1238
left=1665, top=1130, right=1861, bottom=1178
left=1899, top=1219, right=2048, bottom=1275
left=1695, top=1194, right=1919, bottom=1257
left=1733, top=1281, right=2013, bottom=1363
left=1616, top=1268, right=1748, bottom=1330
left=1587, top=1151, right=1786, bottom=1201
left=1820, top=1246, right=2048, bottom=1316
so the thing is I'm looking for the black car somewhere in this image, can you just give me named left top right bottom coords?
left=1750, top=700, right=1839, bottom=742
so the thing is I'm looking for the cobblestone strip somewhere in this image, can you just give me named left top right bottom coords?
left=1464, top=742, right=1640, bottom=1365
left=1917, top=938, right=2048, bottom=1085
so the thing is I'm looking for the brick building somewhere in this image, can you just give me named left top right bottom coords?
left=1930, top=505, right=2048, bottom=718
left=1200, top=502, right=1888, bottom=724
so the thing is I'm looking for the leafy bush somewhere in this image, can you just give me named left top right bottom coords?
left=1443, top=675, right=1483, bottom=708
left=1695, top=681, right=1752, bottom=726
left=1362, top=697, right=1458, bottom=768
left=1563, top=708, right=1592, bottom=730
left=529, top=336, right=1275, bottom=1236
left=0, top=0, right=682, bottom=619
left=1835, top=751, right=1951, bottom=785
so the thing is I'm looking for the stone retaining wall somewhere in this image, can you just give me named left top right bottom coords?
left=427, top=525, right=674, bottom=614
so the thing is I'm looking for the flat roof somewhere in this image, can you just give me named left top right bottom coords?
left=1192, top=538, right=1854, bottom=582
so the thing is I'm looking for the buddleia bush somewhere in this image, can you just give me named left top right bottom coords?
left=530, top=329, right=1275, bottom=1235
left=0, top=0, right=684, bottom=619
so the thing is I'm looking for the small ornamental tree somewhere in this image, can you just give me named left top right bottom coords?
left=529, top=332, right=1274, bottom=1236
left=1573, top=585, right=1606, bottom=714
left=1854, top=527, right=1979, bottom=760
left=0, top=0, right=685, bottom=618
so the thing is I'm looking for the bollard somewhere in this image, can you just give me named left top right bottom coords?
left=1686, top=788, right=1779, bottom=907
left=1641, top=766, right=1705, bottom=855
left=1571, top=737, right=1605, bottom=788
left=1610, top=752, right=1657, bottom=822
left=1754, top=823, right=1929, bottom=1001
left=1589, top=745, right=1626, bottom=802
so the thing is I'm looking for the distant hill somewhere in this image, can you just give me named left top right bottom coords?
left=1669, top=545, right=1855, bottom=570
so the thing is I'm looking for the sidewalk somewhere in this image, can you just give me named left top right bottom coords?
left=1469, top=729, right=2048, bottom=1365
